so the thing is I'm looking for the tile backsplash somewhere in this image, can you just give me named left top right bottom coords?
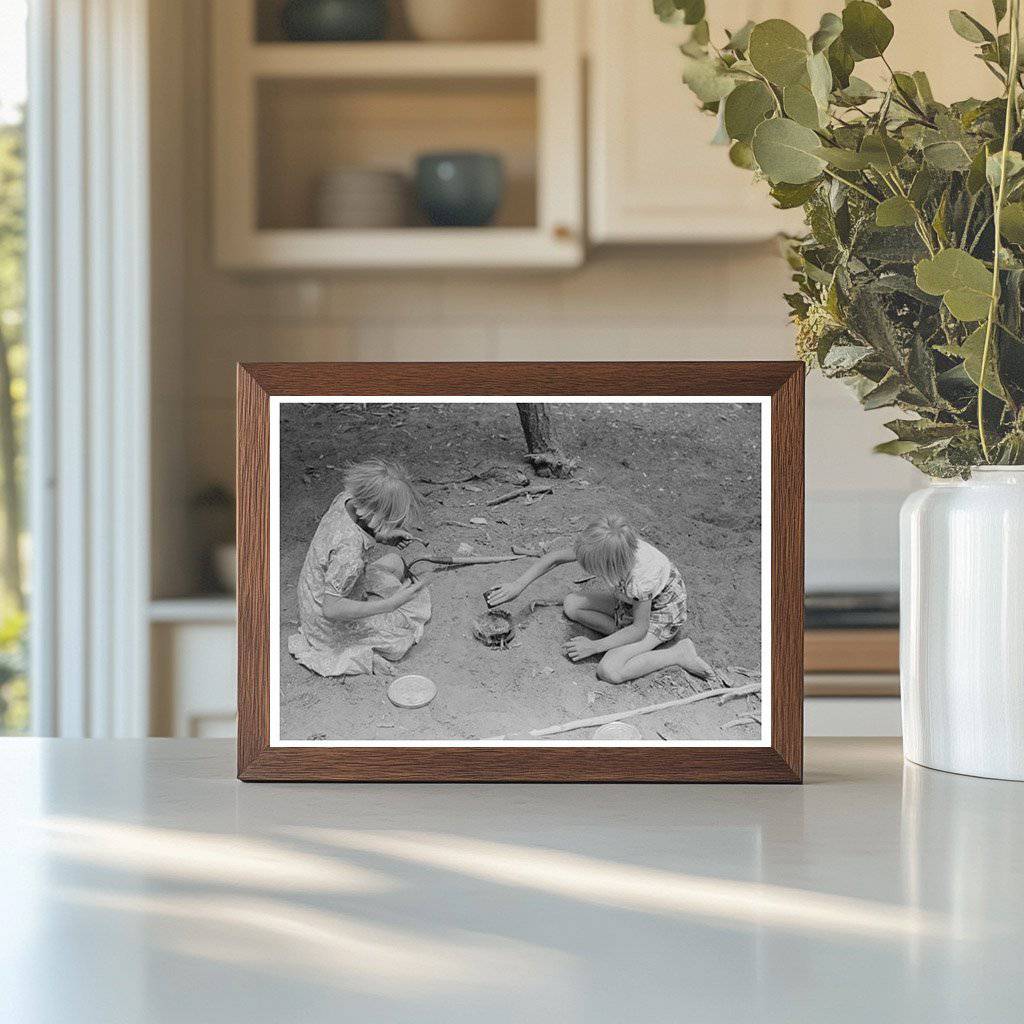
left=170, top=248, right=917, bottom=595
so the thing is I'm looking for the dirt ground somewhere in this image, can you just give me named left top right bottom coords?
left=278, top=402, right=763, bottom=743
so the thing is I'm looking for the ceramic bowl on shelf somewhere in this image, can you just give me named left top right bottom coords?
left=314, top=167, right=409, bottom=229
left=280, top=0, right=388, bottom=42
left=403, top=0, right=534, bottom=42
left=414, top=152, right=504, bottom=227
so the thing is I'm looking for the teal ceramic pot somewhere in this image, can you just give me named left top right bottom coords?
left=415, top=152, right=505, bottom=227
left=280, top=0, right=387, bottom=42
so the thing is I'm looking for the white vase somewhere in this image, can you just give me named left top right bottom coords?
left=900, top=467, right=1024, bottom=780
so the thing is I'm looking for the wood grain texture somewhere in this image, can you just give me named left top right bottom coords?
left=236, top=361, right=805, bottom=783
left=805, top=629, right=899, bottom=674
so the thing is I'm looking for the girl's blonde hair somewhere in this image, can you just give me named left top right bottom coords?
left=343, top=458, right=421, bottom=527
left=575, top=514, right=637, bottom=584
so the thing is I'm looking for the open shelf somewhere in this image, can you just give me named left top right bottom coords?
left=249, top=42, right=544, bottom=78
left=254, top=0, right=538, bottom=45
left=213, top=0, right=581, bottom=268
left=257, top=76, right=538, bottom=232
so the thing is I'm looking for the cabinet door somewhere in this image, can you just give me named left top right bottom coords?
left=588, top=1, right=1003, bottom=245
left=589, top=1, right=815, bottom=243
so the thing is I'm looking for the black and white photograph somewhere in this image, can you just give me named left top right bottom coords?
left=270, top=397, right=770, bottom=746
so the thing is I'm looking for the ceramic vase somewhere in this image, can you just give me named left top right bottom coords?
left=900, top=467, right=1024, bottom=781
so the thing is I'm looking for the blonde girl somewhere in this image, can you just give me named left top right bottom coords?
left=488, top=514, right=714, bottom=685
left=288, top=459, right=431, bottom=677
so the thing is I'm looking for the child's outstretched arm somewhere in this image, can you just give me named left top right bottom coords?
left=564, top=600, right=651, bottom=661
left=324, top=580, right=426, bottom=622
left=486, top=548, right=575, bottom=606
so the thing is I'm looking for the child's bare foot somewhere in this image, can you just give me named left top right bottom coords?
left=371, top=653, right=397, bottom=676
left=667, top=638, right=716, bottom=679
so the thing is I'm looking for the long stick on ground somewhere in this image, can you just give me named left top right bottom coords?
left=486, top=485, right=553, bottom=506
left=405, top=554, right=524, bottom=573
left=486, top=682, right=762, bottom=740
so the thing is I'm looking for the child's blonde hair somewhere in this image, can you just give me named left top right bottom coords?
left=343, top=459, right=421, bottom=527
left=575, top=514, right=638, bottom=584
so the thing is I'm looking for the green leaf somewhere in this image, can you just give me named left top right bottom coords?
left=770, top=179, right=820, bottom=209
left=681, top=55, right=736, bottom=103
left=862, top=374, right=902, bottom=410
left=923, top=141, right=973, bottom=171
left=654, top=0, right=705, bottom=25
left=948, top=10, right=993, bottom=44
left=810, top=12, right=843, bottom=54
left=752, top=117, right=827, bottom=184
left=783, top=83, right=822, bottom=128
left=689, top=20, right=710, bottom=46
left=909, top=165, right=936, bottom=205
left=860, top=133, right=905, bottom=173
left=827, top=35, right=855, bottom=89
left=932, top=190, right=950, bottom=247
left=815, top=146, right=872, bottom=170
left=915, top=249, right=994, bottom=321
left=986, top=150, right=1024, bottom=190
left=912, top=71, right=935, bottom=105
left=723, top=81, right=775, bottom=143
left=836, top=75, right=877, bottom=104
left=807, top=51, right=833, bottom=110
left=885, top=418, right=963, bottom=443
left=959, top=325, right=1007, bottom=398
left=875, top=196, right=918, bottom=228
left=724, top=20, right=755, bottom=53
left=842, top=1, right=894, bottom=60
left=967, top=143, right=993, bottom=193
left=728, top=140, right=758, bottom=169
left=993, top=0, right=1008, bottom=24
left=653, top=0, right=676, bottom=23
left=892, top=72, right=919, bottom=103
left=874, top=439, right=922, bottom=456
left=748, top=19, right=810, bottom=87
left=1000, top=202, right=1024, bottom=242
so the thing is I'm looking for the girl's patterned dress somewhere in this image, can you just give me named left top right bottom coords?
left=612, top=539, right=688, bottom=643
left=288, top=492, right=431, bottom=677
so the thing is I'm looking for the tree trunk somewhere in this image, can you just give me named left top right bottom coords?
left=515, top=403, right=578, bottom=478
left=0, top=326, right=21, bottom=609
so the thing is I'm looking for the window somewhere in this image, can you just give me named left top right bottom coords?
left=0, top=0, right=28, bottom=734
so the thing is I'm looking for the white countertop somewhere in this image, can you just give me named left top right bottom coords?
left=1, top=738, right=1021, bottom=1023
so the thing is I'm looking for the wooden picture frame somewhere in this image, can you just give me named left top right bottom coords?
left=237, top=362, right=804, bottom=782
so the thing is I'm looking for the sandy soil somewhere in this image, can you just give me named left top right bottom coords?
left=278, top=402, right=763, bottom=742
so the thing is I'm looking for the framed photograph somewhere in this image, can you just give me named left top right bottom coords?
left=237, top=362, right=804, bottom=782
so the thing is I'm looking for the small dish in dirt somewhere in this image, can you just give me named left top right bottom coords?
left=387, top=674, right=437, bottom=709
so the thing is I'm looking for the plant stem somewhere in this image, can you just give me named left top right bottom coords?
left=979, top=0, right=1021, bottom=462
left=821, top=167, right=879, bottom=203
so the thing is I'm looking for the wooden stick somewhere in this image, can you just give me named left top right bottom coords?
left=485, top=682, right=762, bottom=740
left=407, top=554, right=524, bottom=573
left=718, top=687, right=760, bottom=706
left=486, top=485, right=553, bottom=506
left=724, top=715, right=761, bottom=729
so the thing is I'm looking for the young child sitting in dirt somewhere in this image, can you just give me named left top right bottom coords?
left=487, top=514, right=716, bottom=685
left=288, top=459, right=431, bottom=678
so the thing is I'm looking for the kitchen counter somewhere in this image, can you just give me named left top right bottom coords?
left=2, top=738, right=1021, bottom=1023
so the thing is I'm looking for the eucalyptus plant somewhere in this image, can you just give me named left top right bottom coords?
left=659, top=0, right=1024, bottom=475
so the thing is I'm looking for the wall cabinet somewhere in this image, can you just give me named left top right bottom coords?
left=212, top=1, right=1004, bottom=263
left=212, top=0, right=583, bottom=268
left=586, top=0, right=998, bottom=244
left=587, top=1, right=813, bottom=243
